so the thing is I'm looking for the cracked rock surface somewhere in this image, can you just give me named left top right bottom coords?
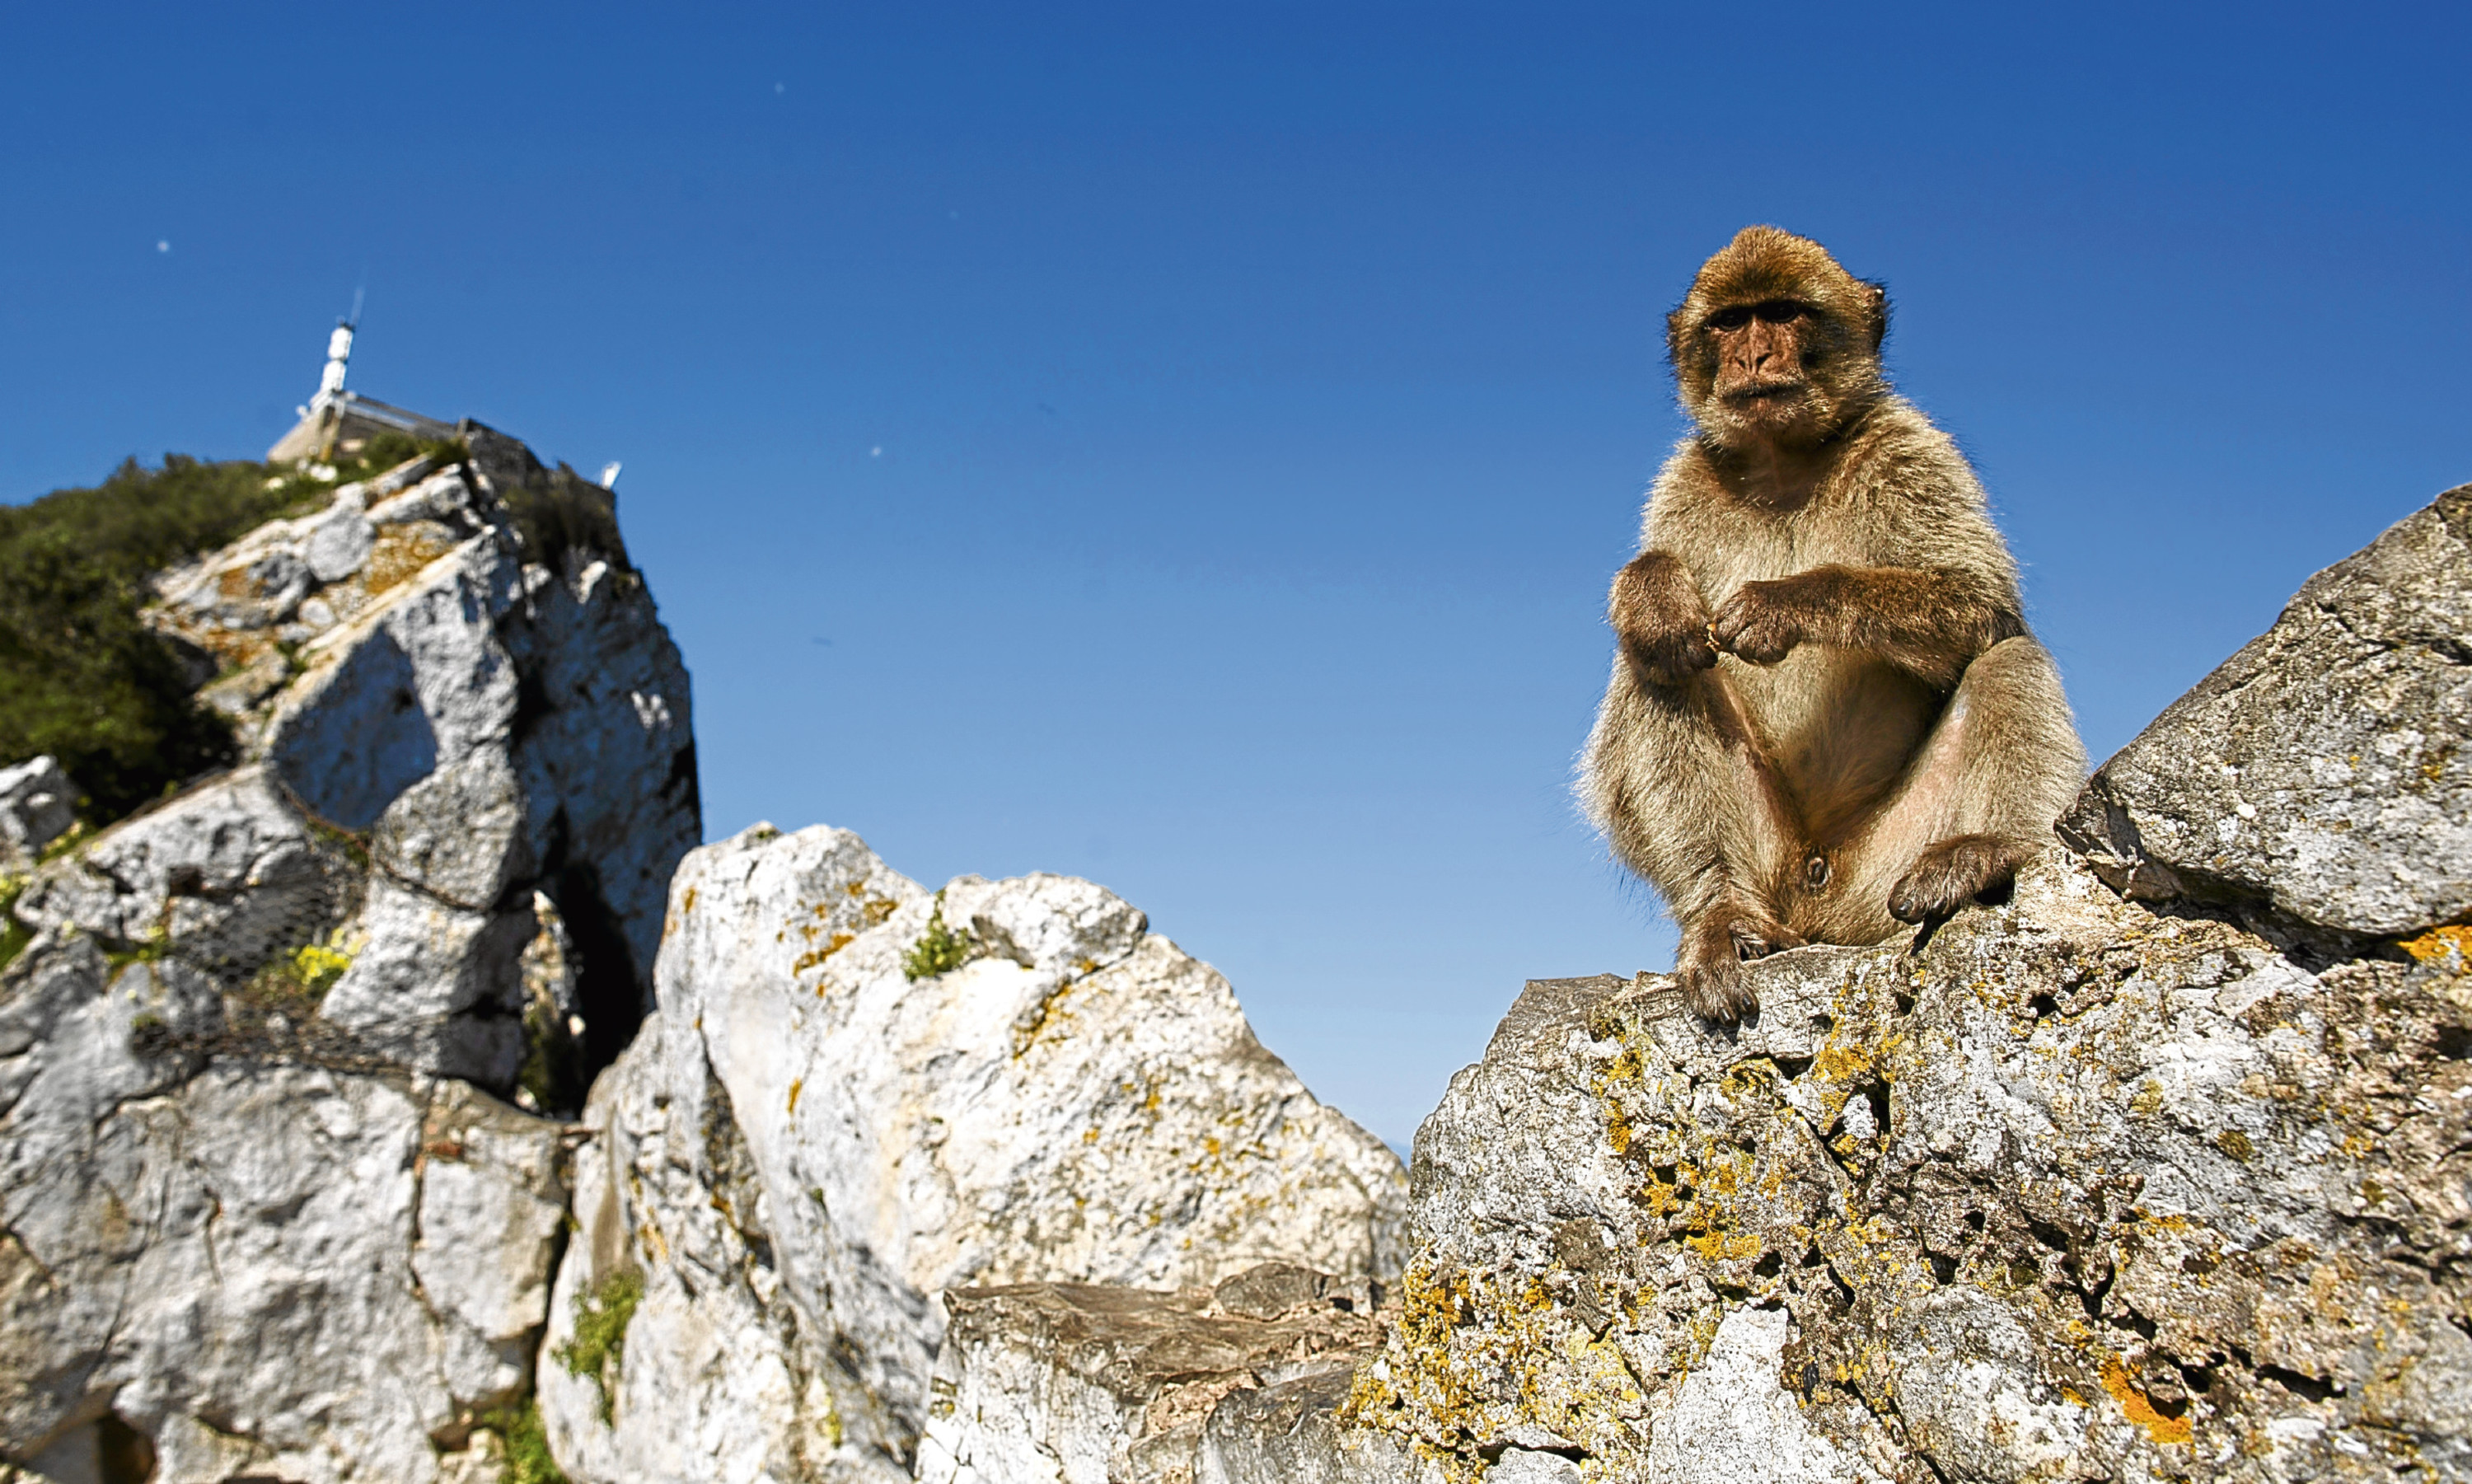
left=536, top=824, right=1410, bottom=1483
left=0, top=428, right=696, bottom=1480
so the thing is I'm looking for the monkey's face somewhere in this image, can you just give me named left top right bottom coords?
left=1667, top=227, right=1889, bottom=455
left=1708, top=299, right=1823, bottom=435
left=1684, top=297, right=1870, bottom=452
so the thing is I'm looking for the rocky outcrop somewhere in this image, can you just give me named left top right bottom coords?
left=536, top=825, right=1410, bottom=1482
left=925, top=489, right=2472, bottom=1483
left=1343, top=863, right=2470, bottom=1482
left=0, top=430, right=696, bottom=1480
left=2064, top=484, right=2472, bottom=940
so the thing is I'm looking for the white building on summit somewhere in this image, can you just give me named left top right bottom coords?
left=265, top=316, right=460, bottom=464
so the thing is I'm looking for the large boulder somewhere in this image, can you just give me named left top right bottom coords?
left=536, top=824, right=1411, bottom=1482
left=1341, top=868, right=2470, bottom=1481
left=0, top=429, right=697, bottom=1479
left=2065, top=485, right=2472, bottom=941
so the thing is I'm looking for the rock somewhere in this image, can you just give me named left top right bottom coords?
left=914, top=1267, right=1385, bottom=1484
left=0, top=1055, right=567, bottom=1484
left=1197, top=1366, right=1436, bottom=1484
left=1, top=427, right=697, bottom=1478
left=0, top=756, right=76, bottom=871
left=303, top=487, right=374, bottom=583
left=536, top=824, right=1410, bottom=1481
left=2064, top=485, right=2472, bottom=939
left=1318, top=850, right=2472, bottom=1482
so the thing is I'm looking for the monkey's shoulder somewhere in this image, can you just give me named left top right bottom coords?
left=1832, top=398, right=1984, bottom=504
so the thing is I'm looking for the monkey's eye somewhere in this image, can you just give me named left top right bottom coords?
left=1752, top=301, right=1806, bottom=325
left=1707, top=306, right=1754, bottom=331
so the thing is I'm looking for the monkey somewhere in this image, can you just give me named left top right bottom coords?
left=1580, top=227, right=2086, bottom=1022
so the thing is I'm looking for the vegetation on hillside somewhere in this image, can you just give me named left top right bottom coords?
left=0, top=435, right=461, bottom=825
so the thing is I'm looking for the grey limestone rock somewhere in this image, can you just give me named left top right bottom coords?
left=0, top=756, right=75, bottom=872
left=536, top=823, right=1411, bottom=1482
left=2064, top=485, right=2472, bottom=939
left=1335, top=854, right=2472, bottom=1482
left=2, top=428, right=697, bottom=1479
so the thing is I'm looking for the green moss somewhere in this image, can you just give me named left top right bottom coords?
left=102, top=926, right=171, bottom=971
left=477, top=1395, right=568, bottom=1484
left=902, top=892, right=971, bottom=981
left=302, top=815, right=371, bottom=873
left=556, top=1269, right=645, bottom=1425
left=0, top=875, right=31, bottom=974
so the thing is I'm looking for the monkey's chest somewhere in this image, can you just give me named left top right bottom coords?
left=1724, top=651, right=1939, bottom=837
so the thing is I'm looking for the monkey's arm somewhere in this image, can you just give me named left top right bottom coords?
left=1707, top=564, right=2022, bottom=690
left=1609, top=550, right=1717, bottom=686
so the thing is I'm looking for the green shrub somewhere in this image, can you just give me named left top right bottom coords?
left=901, top=892, right=971, bottom=981
left=499, top=464, right=631, bottom=575
left=556, top=1269, right=645, bottom=1425
left=0, top=456, right=311, bottom=822
left=478, top=1396, right=568, bottom=1484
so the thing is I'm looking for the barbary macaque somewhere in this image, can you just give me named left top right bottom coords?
left=1581, top=227, right=2085, bottom=1020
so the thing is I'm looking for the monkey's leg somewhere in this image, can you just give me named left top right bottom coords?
left=1824, top=637, right=2086, bottom=934
left=1583, top=667, right=1805, bottom=1020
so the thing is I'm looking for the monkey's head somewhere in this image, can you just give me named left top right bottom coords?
left=1668, top=227, right=1889, bottom=453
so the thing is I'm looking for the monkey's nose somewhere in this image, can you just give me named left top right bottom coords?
left=1805, top=854, right=1829, bottom=889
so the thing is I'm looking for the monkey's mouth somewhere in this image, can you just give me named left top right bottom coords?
left=1723, top=381, right=1807, bottom=404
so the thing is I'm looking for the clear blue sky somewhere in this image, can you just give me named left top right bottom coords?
left=5, top=2, right=2466, bottom=1145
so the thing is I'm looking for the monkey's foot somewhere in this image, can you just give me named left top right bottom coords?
left=1889, top=833, right=2026, bottom=924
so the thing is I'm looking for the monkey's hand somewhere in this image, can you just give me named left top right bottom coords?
left=1709, top=578, right=1815, bottom=666
left=1610, top=551, right=1717, bottom=686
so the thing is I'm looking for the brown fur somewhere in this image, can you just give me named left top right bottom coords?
left=1582, top=227, right=2086, bottom=1021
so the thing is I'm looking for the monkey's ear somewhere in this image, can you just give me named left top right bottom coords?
left=1860, top=280, right=1889, bottom=353
left=1664, top=306, right=1693, bottom=369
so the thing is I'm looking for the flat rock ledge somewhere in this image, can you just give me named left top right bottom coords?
left=915, top=1262, right=1397, bottom=1484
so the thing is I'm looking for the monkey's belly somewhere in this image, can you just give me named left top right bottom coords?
left=1723, top=651, right=1938, bottom=845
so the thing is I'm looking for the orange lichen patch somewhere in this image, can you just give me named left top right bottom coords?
left=862, top=896, right=900, bottom=926
left=180, top=622, right=274, bottom=669
left=2399, top=925, right=2472, bottom=970
left=2101, top=1358, right=2191, bottom=1445
left=1604, top=1099, right=1633, bottom=1156
left=362, top=527, right=458, bottom=597
left=794, top=932, right=855, bottom=976
left=1686, top=1229, right=1762, bottom=1263
left=786, top=1079, right=803, bottom=1116
left=681, top=887, right=699, bottom=915
left=1812, top=1037, right=1875, bottom=1085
